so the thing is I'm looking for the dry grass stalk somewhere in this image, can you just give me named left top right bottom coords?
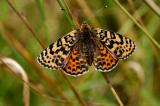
left=102, top=73, right=124, bottom=106
left=0, top=57, right=69, bottom=105
left=0, top=57, right=30, bottom=106
left=127, top=61, right=144, bottom=104
left=75, top=0, right=100, bottom=27
left=7, top=0, right=46, bottom=49
left=114, top=0, right=160, bottom=49
left=2, top=28, right=68, bottom=101
left=143, top=0, right=160, bottom=17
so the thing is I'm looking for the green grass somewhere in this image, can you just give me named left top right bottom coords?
left=0, top=0, right=160, bottom=106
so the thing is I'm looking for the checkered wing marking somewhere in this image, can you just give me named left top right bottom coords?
left=63, top=48, right=88, bottom=77
left=37, top=30, right=78, bottom=70
left=93, top=28, right=135, bottom=59
left=93, top=43, right=118, bottom=72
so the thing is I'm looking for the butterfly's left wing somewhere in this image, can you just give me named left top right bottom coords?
left=93, top=28, right=135, bottom=59
left=63, top=48, right=88, bottom=77
left=37, top=30, right=78, bottom=70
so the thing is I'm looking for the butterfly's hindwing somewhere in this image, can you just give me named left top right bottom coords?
left=63, top=48, right=88, bottom=76
left=37, top=30, right=78, bottom=70
left=93, top=43, right=118, bottom=72
left=93, top=28, right=135, bottom=59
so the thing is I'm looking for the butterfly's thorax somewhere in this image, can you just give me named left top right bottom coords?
left=78, top=23, right=96, bottom=65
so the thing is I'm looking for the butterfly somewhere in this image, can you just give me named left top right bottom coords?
left=37, top=22, right=135, bottom=77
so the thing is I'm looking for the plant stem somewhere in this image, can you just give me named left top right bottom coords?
left=113, top=0, right=160, bottom=49
left=102, top=73, right=124, bottom=106
left=143, top=0, right=160, bottom=17
left=56, top=0, right=76, bottom=28
left=7, top=0, right=46, bottom=49
left=62, top=73, right=87, bottom=106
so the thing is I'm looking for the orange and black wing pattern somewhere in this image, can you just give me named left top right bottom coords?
left=37, top=30, right=78, bottom=70
left=63, top=48, right=88, bottom=77
left=93, top=28, right=135, bottom=59
left=37, top=22, right=136, bottom=77
left=93, top=43, right=118, bottom=72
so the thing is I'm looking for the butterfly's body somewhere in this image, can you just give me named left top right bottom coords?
left=76, top=23, right=97, bottom=65
left=37, top=22, right=135, bottom=77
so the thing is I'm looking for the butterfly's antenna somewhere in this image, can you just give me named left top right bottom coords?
left=79, top=3, right=109, bottom=24
left=62, top=0, right=80, bottom=28
left=75, top=0, right=100, bottom=27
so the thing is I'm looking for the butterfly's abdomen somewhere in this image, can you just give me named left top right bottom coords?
left=81, top=36, right=95, bottom=66
left=85, top=52, right=94, bottom=65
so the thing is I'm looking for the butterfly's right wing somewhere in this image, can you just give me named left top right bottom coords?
left=93, top=43, right=118, bottom=72
left=37, top=30, right=78, bottom=70
left=93, top=28, right=135, bottom=59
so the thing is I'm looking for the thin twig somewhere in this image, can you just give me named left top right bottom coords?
left=102, top=73, right=124, bottom=106
left=75, top=0, right=100, bottom=27
left=118, top=3, right=148, bottom=34
left=127, top=0, right=145, bottom=27
left=62, top=73, right=87, bottom=106
left=29, top=83, right=70, bottom=104
left=56, top=0, right=76, bottom=28
left=4, top=30, right=52, bottom=85
left=7, top=0, right=46, bottom=49
left=113, top=0, right=160, bottom=49
left=62, top=0, right=80, bottom=28
left=0, top=58, right=69, bottom=104
left=143, top=0, right=160, bottom=17
left=0, top=57, right=30, bottom=106
left=2, top=29, right=68, bottom=101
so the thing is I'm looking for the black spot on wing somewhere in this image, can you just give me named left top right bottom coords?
left=49, top=43, right=54, bottom=55
left=57, top=38, right=62, bottom=46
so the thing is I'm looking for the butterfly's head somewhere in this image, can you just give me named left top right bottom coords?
left=80, top=21, right=91, bottom=32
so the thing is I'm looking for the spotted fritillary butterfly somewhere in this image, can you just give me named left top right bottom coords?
left=37, top=22, right=135, bottom=77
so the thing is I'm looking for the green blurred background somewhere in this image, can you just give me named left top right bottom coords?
left=0, top=0, right=160, bottom=106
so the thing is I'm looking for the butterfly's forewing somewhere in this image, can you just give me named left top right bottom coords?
left=93, top=43, right=118, bottom=72
left=63, top=48, right=88, bottom=77
left=93, top=28, right=135, bottom=59
left=37, top=30, right=78, bottom=70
